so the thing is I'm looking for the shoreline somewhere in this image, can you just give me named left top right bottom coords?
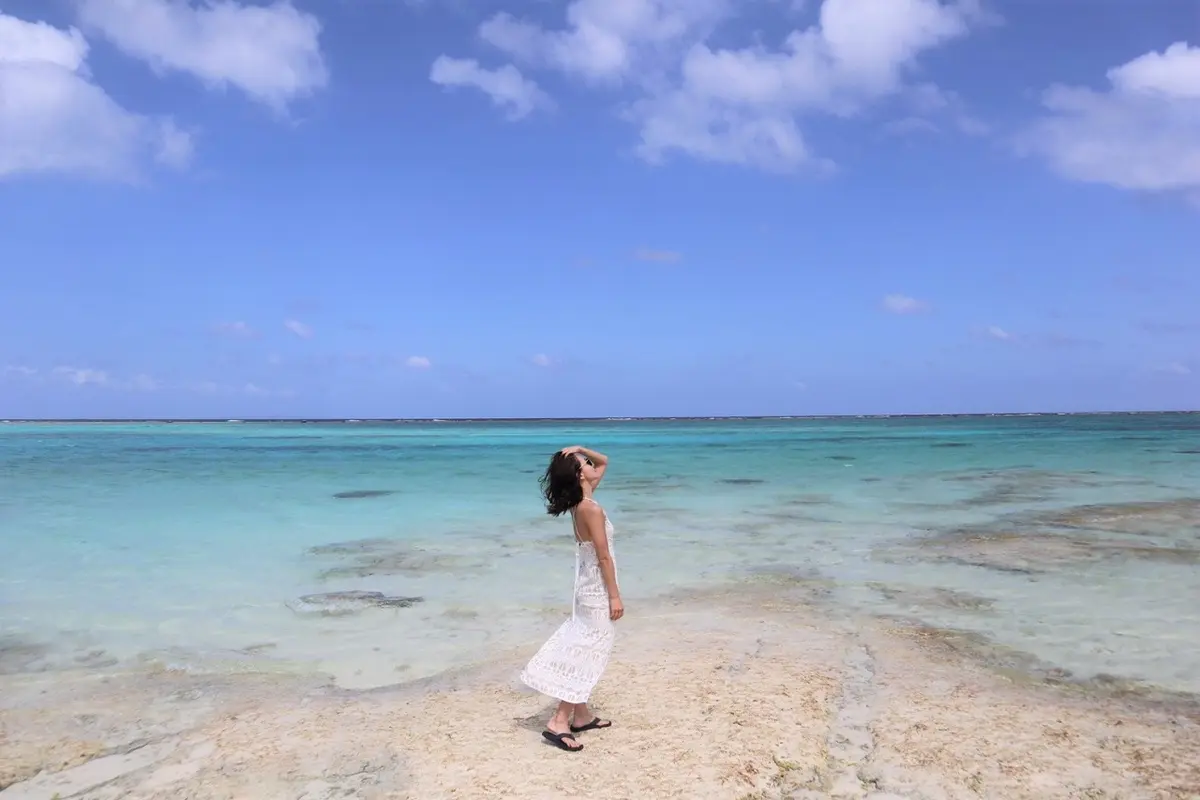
left=9, top=547, right=1200, bottom=697
left=4, top=585, right=1198, bottom=799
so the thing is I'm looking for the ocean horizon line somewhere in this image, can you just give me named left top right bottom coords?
left=1, top=409, right=1196, bottom=424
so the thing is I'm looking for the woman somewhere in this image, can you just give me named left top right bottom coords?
left=520, top=445, right=623, bottom=753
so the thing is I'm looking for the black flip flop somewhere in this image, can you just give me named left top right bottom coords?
left=570, top=717, right=612, bottom=733
left=542, top=730, right=583, bottom=751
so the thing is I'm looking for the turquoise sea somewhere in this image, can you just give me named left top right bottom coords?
left=2, top=415, right=1198, bottom=691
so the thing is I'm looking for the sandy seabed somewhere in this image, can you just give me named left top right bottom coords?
left=3, top=584, right=1199, bottom=800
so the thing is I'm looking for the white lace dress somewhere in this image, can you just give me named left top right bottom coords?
left=520, top=502, right=617, bottom=704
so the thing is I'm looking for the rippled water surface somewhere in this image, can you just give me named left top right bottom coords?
left=2, top=415, right=1198, bottom=689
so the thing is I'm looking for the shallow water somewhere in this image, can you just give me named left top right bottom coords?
left=1, top=415, right=1198, bottom=690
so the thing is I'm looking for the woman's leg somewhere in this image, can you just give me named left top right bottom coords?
left=571, top=702, right=611, bottom=730
left=546, top=701, right=582, bottom=750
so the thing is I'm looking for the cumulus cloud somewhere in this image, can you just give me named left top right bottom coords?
left=284, top=319, right=313, bottom=339
left=430, top=56, right=550, bottom=119
left=406, top=355, right=432, bottom=369
left=477, top=0, right=731, bottom=83
left=1018, top=42, right=1200, bottom=199
left=882, top=293, right=930, bottom=314
left=887, top=82, right=989, bottom=137
left=0, top=10, right=191, bottom=180
left=434, top=0, right=991, bottom=171
left=531, top=353, right=553, bottom=367
left=77, top=0, right=328, bottom=110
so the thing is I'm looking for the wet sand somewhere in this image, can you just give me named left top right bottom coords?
left=3, top=584, right=1198, bottom=800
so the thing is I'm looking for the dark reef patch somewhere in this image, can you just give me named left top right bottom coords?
left=867, top=582, right=995, bottom=613
left=0, top=636, right=116, bottom=675
left=308, top=537, right=486, bottom=579
left=0, top=636, right=50, bottom=675
left=884, top=620, right=1200, bottom=719
left=333, top=489, right=397, bottom=500
left=618, top=478, right=689, bottom=492
left=887, top=526, right=1200, bottom=576
left=308, top=538, right=395, bottom=556
left=1035, top=498, right=1200, bottom=537
left=942, top=468, right=1116, bottom=488
left=781, top=493, right=835, bottom=507
left=290, top=591, right=424, bottom=616
left=935, top=470, right=1163, bottom=512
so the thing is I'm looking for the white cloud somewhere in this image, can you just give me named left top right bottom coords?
left=284, top=319, right=313, bottom=339
left=52, top=366, right=111, bottom=386
left=6, top=365, right=161, bottom=390
left=1, top=365, right=38, bottom=380
left=77, top=0, right=328, bottom=110
left=1018, top=42, right=1200, bottom=198
left=430, top=56, right=549, bottom=120
left=883, top=116, right=941, bottom=136
left=531, top=353, right=553, bottom=367
left=51, top=366, right=163, bottom=390
left=973, top=325, right=1102, bottom=349
left=635, top=0, right=986, bottom=170
left=406, top=355, right=432, bottom=369
left=1154, top=362, right=1192, bottom=376
left=0, top=10, right=191, bottom=181
left=477, top=0, right=730, bottom=84
left=886, top=82, right=988, bottom=137
left=985, top=325, right=1013, bottom=341
left=213, top=320, right=258, bottom=338
left=882, top=293, right=930, bottom=314
left=441, top=0, right=990, bottom=171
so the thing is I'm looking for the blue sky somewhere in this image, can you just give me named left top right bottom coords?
left=0, top=0, right=1197, bottom=419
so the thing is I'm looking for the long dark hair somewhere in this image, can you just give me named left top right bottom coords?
left=540, top=451, right=583, bottom=516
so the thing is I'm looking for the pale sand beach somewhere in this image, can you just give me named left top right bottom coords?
left=3, top=581, right=1198, bottom=800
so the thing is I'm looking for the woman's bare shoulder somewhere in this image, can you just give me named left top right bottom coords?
left=575, top=498, right=604, bottom=520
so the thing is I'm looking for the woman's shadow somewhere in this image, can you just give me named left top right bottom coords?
left=514, top=705, right=558, bottom=733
